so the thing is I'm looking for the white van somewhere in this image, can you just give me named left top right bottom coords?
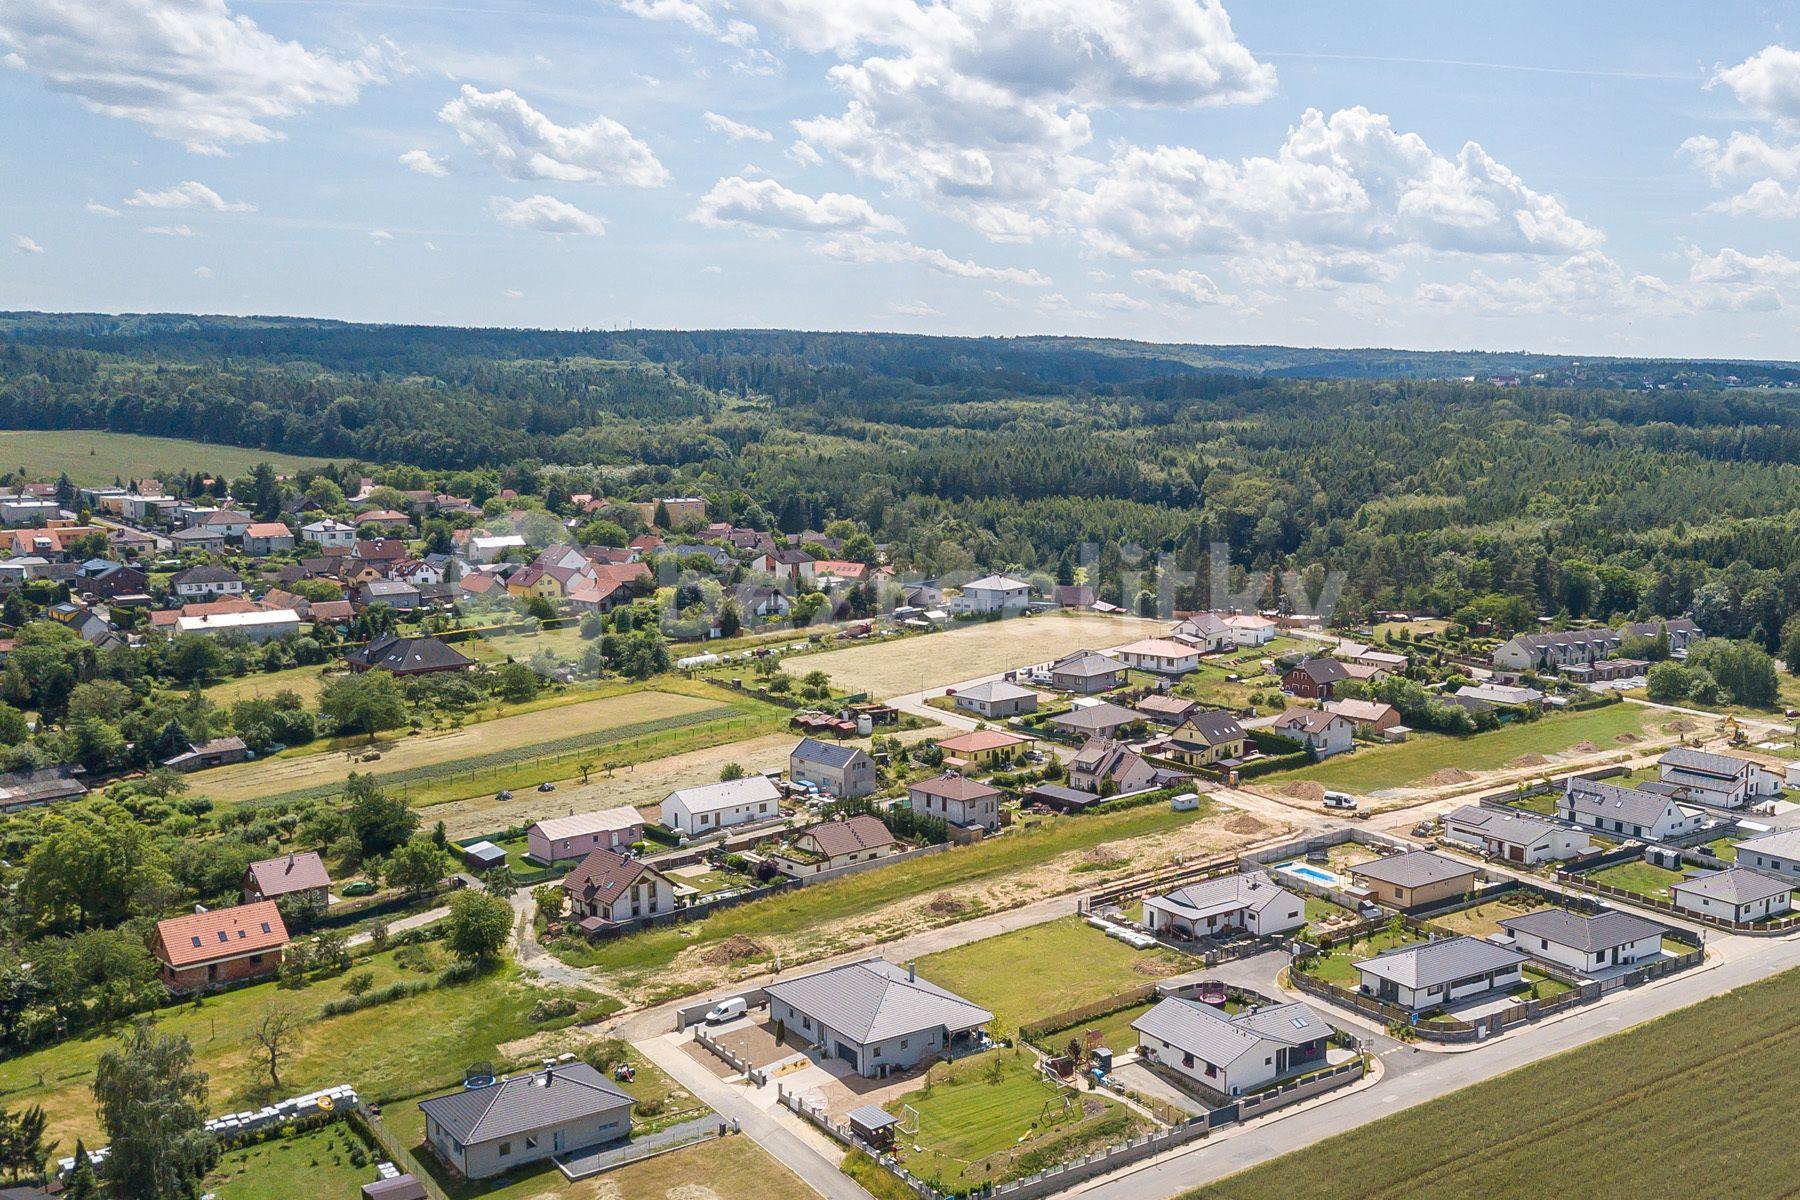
left=1322, top=791, right=1357, bottom=811
left=704, top=997, right=748, bottom=1025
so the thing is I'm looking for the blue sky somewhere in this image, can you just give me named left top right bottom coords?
left=2, top=0, right=1798, bottom=358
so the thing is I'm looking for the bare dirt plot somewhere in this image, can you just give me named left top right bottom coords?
left=195, top=689, right=725, bottom=807
left=800, top=611, right=1164, bottom=699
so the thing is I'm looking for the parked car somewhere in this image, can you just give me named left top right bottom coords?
left=1323, top=791, right=1357, bottom=811
left=537, top=782, right=556, bottom=792
left=704, top=997, right=747, bottom=1024
left=495, top=790, right=513, bottom=801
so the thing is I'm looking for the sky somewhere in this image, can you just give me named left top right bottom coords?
left=1, top=0, right=1799, bottom=359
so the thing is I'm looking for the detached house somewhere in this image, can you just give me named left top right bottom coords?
left=789, top=738, right=877, bottom=798
left=1498, top=908, right=1667, bottom=975
left=562, top=848, right=677, bottom=930
left=1068, top=737, right=1170, bottom=795
left=1670, top=868, right=1792, bottom=924
left=768, top=814, right=896, bottom=878
left=1133, top=997, right=1330, bottom=1099
left=1142, top=871, right=1305, bottom=940
left=153, top=901, right=289, bottom=993
left=1114, top=638, right=1200, bottom=676
left=1047, top=650, right=1128, bottom=695
left=764, top=959, right=992, bottom=1079
left=1322, top=698, right=1401, bottom=736
left=169, top=565, right=244, bottom=599
left=1442, top=805, right=1592, bottom=865
left=241, top=850, right=332, bottom=907
left=418, top=1063, right=634, bottom=1181
left=1349, top=851, right=1479, bottom=909
left=1270, top=709, right=1353, bottom=758
left=1732, top=828, right=1800, bottom=880
left=1656, top=748, right=1785, bottom=810
left=1164, top=711, right=1247, bottom=768
left=934, top=729, right=1030, bottom=768
left=526, top=809, right=645, bottom=864
left=1558, top=778, right=1705, bottom=842
left=952, top=679, right=1039, bottom=719
left=1171, top=612, right=1233, bottom=653
left=660, top=775, right=782, bottom=837
left=1283, top=659, right=1349, bottom=700
left=953, top=574, right=1031, bottom=614
left=907, top=774, right=1002, bottom=833
left=301, top=518, right=357, bottom=549
left=1354, top=936, right=1527, bottom=1014
left=242, top=522, right=294, bottom=555
left=345, top=635, right=475, bottom=676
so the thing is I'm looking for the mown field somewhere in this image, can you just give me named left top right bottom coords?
left=1190, top=965, right=1800, bottom=1200
left=204, top=1122, right=372, bottom=1200
left=1265, top=703, right=1675, bottom=794
left=0, top=429, right=331, bottom=483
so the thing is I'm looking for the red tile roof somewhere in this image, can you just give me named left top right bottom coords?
left=155, top=901, right=288, bottom=968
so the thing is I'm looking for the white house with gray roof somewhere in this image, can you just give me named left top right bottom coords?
left=1732, top=828, right=1800, bottom=880
left=952, top=574, right=1031, bottom=614
left=1442, top=805, right=1591, bottom=865
left=1354, top=936, right=1527, bottom=1014
left=418, top=1063, right=633, bottom=1179
left=1669, top=868, right=1793, bottom=924
left=1656, top=748, right=1785, bottom=810
left=1132, top=997, right=1330, bottom=1098
left=952, top=679, right=1039, bottom=719
left=1046, top=649, right=1128, bottom=694
left=660, top=775, right=782, bottom=837
left=763, top=958, right=992, bottom=1078
left=1497, top=908, right=1667, bottom=975
left=1141, top=871, right=1305, bottom=940
left=1558, top=778, right=1705, bottom=842
left=788, top=737, right=876, bottom=798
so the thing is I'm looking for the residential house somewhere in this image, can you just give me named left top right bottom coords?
left=467, top=533, right=527, bottom=563
left=393, top=559, right=445, bottom=587
left=1283, top=659, right=1349, bottom=700
left=562, top=847, right=676, bottom=931
left=169, top=526, right=226, bottom=554
left=169, top=565, right=245, bottom=599
left=1455, top=683, right=1547, bottom=708
left=418, top=1063, right=634, bottom=1180
left=951, top=679, right=1039, bottom=719
left=190, top=509, right=253, bottom=539
left=763, top=958, right=992, bottom=1079
left=1669, top=868, right=1793, bottom=924
left=1621, top=617, right=1702, bottom=655
left=1270, top=709, right=1354, bottom=758
left=241, top=851, right=332, bottom=907
left=1733, top=828, right=1800, bottom=879
left=750, top=548, right=817, bottom=589
left=1558, top=778, right=1706, bottom=842
left=0, top=496, right=64, bottom=526
left=788, top=738, right=877, bottom=798
left=1134, top=694, right=1199, bottom=726
left=1048, top=701, right=1145, bottom=741
left=1067, top=737, right=1167, bottom=795
left=1164, top=711, right=1248, bottom=768
left=79, top=562, right=147, bottom=599
left=1047, top=649, right=1128, bottom=694
left=359, top=578, right=422, bottom=610
left=1656, top=748, right=1785, bottom=810
left=1349, top=851, right=1480, bottom=908
left=1442, top=805, right=1592, bottom=865
left=176, top=610, right=301, bottom=642
left=1171, top=612, right=1234, bottom=653
left=1053, top=584, right=1096, bottom=609
left=1336, top=641, right=1410, bottom=673
left=237, top=521, right=294, bottom=555
left=953, top=574, right=1031, bottom=614
left=162, top=736, right=252, bottom=772
left=345, top=635, right=476, bottom=676
left=354, top=509, right=412, bottom=529
left=660, top=775, right=783, bottom=837
left=1141, top=871, right=1305, bottom=940
left=907, top=774, right=1003, bottom=833
left=1497, top=909, right=1667, bottom=975
left=1322, top=698, right=1401, bottom=736
left=1223, top=614, right=1278, bottom=646
left=729, top=584, right=791, bottom=621
left=1354, top=936, right=1527, bottom=1014
left=153, top=901, right=289, bottom=993
left=1491, top=627, right=1622, bottom=672
left=933, top=729, right=1031, bottom=769
left=1114, top=638, right=1201, bottom=675
left=1133, top=997, right=1329, bottom=1098
left=526, top=810, right=646, bottom=864
left=767, top=814, right=896, bottom=878
left=301, top=518, right=357, bottom=549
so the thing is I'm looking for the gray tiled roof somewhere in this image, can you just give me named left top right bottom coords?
left=1050, top=701, right=1144, bottom=733
left=417, top=1064, right=631, bottom=1147
left=1177, top=711, right=1245, bottom=745
left=1444, top=805, right=1565, bottom=847
left=1131, top=997, right=1326, bottom=1066
left=1049, top=650, right=1124, bottom=678
left=1562, top=779, right=1681, bottom=829
left=1670, top=867, right=1792, bottom=906
left=1735, top=828, right=1800, bottom=861
left=956, top=679, right=1038, bottom=704
left=1499, top=907, right=1665, bottom=953
left=1660, top=747, right=1755, bottom=780
left=1354, top=936, right=1526, bottom=990
left=1156, top=871, right=1298, bottom=921
left=1350, top=850, right=1477, bottom=890
left=764, top=959, right=991, bottom=1044
left=791, top=737, right=864, bottom=770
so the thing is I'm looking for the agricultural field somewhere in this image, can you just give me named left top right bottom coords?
left=916, top=915, right=1189, bottom=1035
left=799, top=611, right=1162, bottom=699
left=553, top=796, right=1281, bottom=1007
left=1189, top=964, right=1800, bottom=1200
left=885, top=1049, right=1147, bottom=1194
left=0, top=429, right=333, bottom=483
left=1263, top=703, right=1678, bottom=796
left=203, top=1121, right=375, bottom=1200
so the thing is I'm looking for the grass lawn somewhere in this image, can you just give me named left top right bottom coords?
left=0, top=950, right=617, bottom=1146
left=202, top=664, right=333, bottom=708
left=203, top=1121, right=375, bottom=1200
left=1297, top=928, right=1424, bottom=987
left=1054, top=1000, right=1156, bottom=1058
left=916, top=916, right=1189, bottom=1035
left=1588, top=860, right=1688, bottom=900
left=1303, top=895, right=1356, bottom=929
left=0, top=429, right=331, bottom=484
left=1186, top=965, right=1800, bottom=1199
left=887, top=1049, right=1146, bottom=1192
left=554, top=798, right=1221, bottom=1003
left=1520, top=968, right=1573, bottom=999
left=1504, top=792, right=1559, bottom=815
left=1423, top=894, right=1548, bottom=938
left=1704, top=835, right=1741, bottom=862
left=1267, top=704, right=1668, bottom=794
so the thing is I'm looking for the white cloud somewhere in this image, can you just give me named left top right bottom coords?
left=1226, top=243, right=1400, bottom=290
left=692, top=176, right=902, bottom=233
left=143, top=224, right=195, bottom=237
left=1685, top=244, right=1800, bottom=287
left=369, top=229, right=393, bottom=242
left=1707, top=178, right=1800, bottom=219
left=487, top=194, right=608, bottom=236
left=85, top=202, right=121, bottom=218
left=893, top=300, right=938, bottom=317
left=0, top=0, right=385, bottom=153
left=1412, top=248, right=1796, bottom=319
left=193, top=266, right=213, bottom=278
left=703, top=111, right=772, bottom=142
left=981, top=288, right=1016, bottom=306
left=1062, top=107, right=1601, bottom=263
left=1714, top=44, right=1800, bottom=127
left=1132, top=267, right=1233, bottom=306
left=814, top=232, right=1049, bottom=285
left=126, top=181, right=254, bottom=212
left=13, top=235, right=44, bottom=255
left=503, top=287, right=525, bottom=299
left=399, top=148, right=450, bottom=177
left=1679, top=132, right=1800, bottom=182
left=1093, top=291, right=1150, bottom=312
left=439, top=85, right=669, bottom=187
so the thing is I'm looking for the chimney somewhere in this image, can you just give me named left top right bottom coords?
left=907, top=960, right=916, bottom=982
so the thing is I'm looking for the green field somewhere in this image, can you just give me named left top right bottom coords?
left=1268, top=704, right=1669, bottom=794
left=887, top=1049, right=1144, bottom=1192
left=916, top=916, right=1188, bottom=1035
left=1189, top=965, right=1800, bottom=1200
left=1296, top=928, right=1422, bottom=987
left=0, top=429, right=332, bottom=484
left=204, top=1121, right=374, bottom=1200
left=1587, top=859, right=1688, bottom=900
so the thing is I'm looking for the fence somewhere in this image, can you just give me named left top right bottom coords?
left=353, top=1104, right=450, bottom=1200
left=1020, top=983, right=1159, bottom=1045
left=1553, top=868, right=1800, bottom=934
left=691, top=1026, right=771, bottom=1086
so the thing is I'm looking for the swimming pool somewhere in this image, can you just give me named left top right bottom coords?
left=1275, top=860, right=1345, bottom=887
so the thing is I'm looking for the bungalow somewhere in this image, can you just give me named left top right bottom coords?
left=1164, top=711, right=1247, bottom=768
left=176, top=609, right=301, bottom=642
left=1133, top=997, right=1329, bottom=1098
left=1497, top=908, right=1667, bottom=975
left=660, top=775, right=783, bottom=837
left=1067, top=737, right=1169, bottom=795
left=1047, top=649, right=1128, bottom=694
left=1733, top=828, right=1800, bottom=880
left=1656, top=748, right=1785, bottom=810
left=1455, top=683, right=1547, bottom=708
left=933, top=728, right=1030, bottom=769
left=1322, top=698, right=1401, bottom=735
left=1442, top=805, right=1592, bottom=864
left=1141, top=871, right=1305, bottom=940
left=952, top=679, right=1040, bottom=719
left=418, top=1063, right=633, bottom=1180
left=1048, top=700, right=1146, bottom=740
left=1558, top=778, right=1706, bottom=842
left=562, top=847, right=677, bottom=928
left=301, top=518, right=357, bottom=549
left=1349, top=851, right=1480, bottom=909
left=189, top=509, right=253, bottom=539
left=1134, top=693, right=1199, bottom=726
left=1223, top=614, right=1278, bottom=646
left=764, top=958, right=992, bottom=1079
left=153, top=901, right=289, bottom=994
left=241, top=522, right=295, bottom=555
left=1669, top=868, right=1793, bottom=924
left=767, top=814, right=896, bottom=878
left=953, top=574, right=1031, bottom=614
left=907, top=774, right=1002, bottom=833
left=1354, top=936, right=1527, bottom=1014
left=1270, top=709, right=1354, bottom=759
left=345, top=635, right=476, bottom=676
left=1170, top=612, right=1233, bottom=653
left=527, top=810, right=646, bottom=863
left=241, top=850, right=332, bottom=907
left=1114, top=638, right=1200, bottom=676
left=1283, top=659, right=1349, bottom=700
left=789, top=738, right=877, bottom=798
left=467, top=533, right=527, bottom=563
left=169, top=565, right=244, bottom=599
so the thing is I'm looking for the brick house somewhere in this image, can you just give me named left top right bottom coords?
left=153, top=901, right=289, bottom=993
